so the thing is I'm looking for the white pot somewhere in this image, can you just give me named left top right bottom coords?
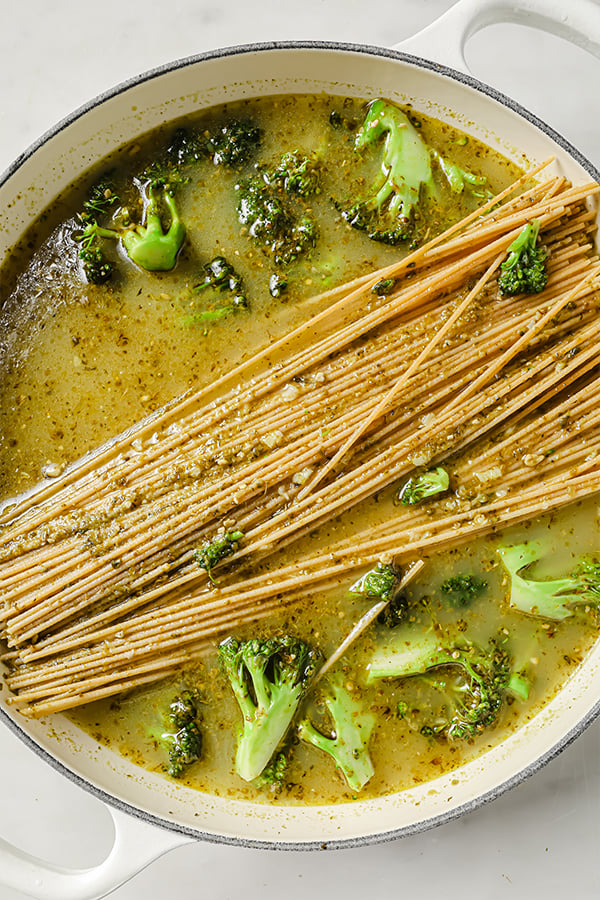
left=2, top=1, right=600, bottom=896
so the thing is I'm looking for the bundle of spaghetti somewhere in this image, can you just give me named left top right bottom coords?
left=4, top=169, right=600, bottom=714
left=2, top=239, right=597, bottom=651
left=9, top=365, right=600, bottom=716
left=1, top=189, right=596, bottom=628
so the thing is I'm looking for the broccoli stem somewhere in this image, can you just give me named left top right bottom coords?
left=366, top=624, right=447, bottom=682
left=355, top=99, right=434, bottom=222
left=235, top=679, right=302, bottom=783
left=122, top=188, right=185, bottom=271
left=298, top=676, right=375, bottom=792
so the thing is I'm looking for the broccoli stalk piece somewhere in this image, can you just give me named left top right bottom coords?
left=366, top=625, right=510, bottom=739
left=298, top=674, right=375, bottom=792
left=149, top=689, right=202, bottom=778
left=340, top=99, right=491, bottom=245
left=194, top=529, right=244, bottom=582
left=82, top=182, right=185, bottom=272
left=345, top=99, right=434, bottom=244
left=219, top=635, right=320, bottom=783
left=124, top=185, right=185, bottom=270
left=497, top=220, right=548, bottom=296
left=366, top=623, right=450, bottom=681
left=398, top=466, right=450, bottom=505
left=497, top=541, right=600, bottom=620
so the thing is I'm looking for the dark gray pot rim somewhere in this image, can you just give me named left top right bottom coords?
left=2, top=38, right=600, bottom=852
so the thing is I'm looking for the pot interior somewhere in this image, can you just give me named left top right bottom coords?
left=1, top=42, right=599, bottom=847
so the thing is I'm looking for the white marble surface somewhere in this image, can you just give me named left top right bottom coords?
left=2, top=1, right=600, bottom=898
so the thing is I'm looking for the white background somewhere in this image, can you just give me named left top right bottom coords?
left=1, top=1, right=600, bottom=898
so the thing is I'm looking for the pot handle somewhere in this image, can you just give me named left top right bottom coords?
left=394, top=0, right=600, bottom=73
left=0, top=805, right=195, bottom=900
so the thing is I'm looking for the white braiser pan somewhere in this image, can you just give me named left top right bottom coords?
left=2, top=1, right=600, bottom=897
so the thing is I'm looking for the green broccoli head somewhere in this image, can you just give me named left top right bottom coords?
left=497, top=220, right=548, bottom=296
left=149, top=689, right=202, bottom=779
left=367, top=624, right=509, bottom=740
left=263, top=150, right=321, bottom=197
left=187, top=257, right=248, bottom=325
left=252, top=749, right=289, bottom=790
left=298, top=673, right=375, bottom=793
left=219, top=634, right=320, bottom=783
left=440, top=574, right=487, bottom=607
left=78, top=242, right=114, bottom=285
left=236, top=178, right=317, bottom=266
left=164, top=126, right=210, bottom=166
left=209, top=118, right=262, bottom=167
left=349, top=562, right=401, bottom=602
left=75, top=175, right=121, bottom=283
left=194, top=529, right=244, bottom=582
left=416, top=642, right=510, bottom=740
left=497, top=541, right=600, bottom=620
left=398, top=466, right=450, bottom=505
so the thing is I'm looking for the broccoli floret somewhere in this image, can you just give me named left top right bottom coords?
left=349, top=562, right=408, bottom=626
left=78, top=175, right=120, bottom=225
left=497, top=541, right=600, bottom=620
left=497, top=220, right=548, bottom=296
left=504, top=626, right=548, bottom=701
left=371, top=277, right=397, bottom=296
left=440, top=574, right=487, bottom=607
left=189, top=256, right=248, bottom=323
left=164, top=126, right=210, bottom=167
left=263, top=150, right=321, bottom=197
left=339, top=99, right=491, bottom=245
left=349, top=562, right=401, bottom=602
left=298, top=674, right=375, bottom=792
left=78, top=242, right=114, bottom=285
left=236, top=178, right=317, bottom=266
left=219, top=635, right=320, bottom=783
left=252, top=749, right=289, bottom=790
left=367, top=625, right=510, bottom=740
left=376, top=594, right=409, bottom=628
left=149, top=689, right=202, bottom=778
left=269, top=273, right=288, bottom=298
left=328, top=109, right=359, bottom=132
left=397, top=466, right=449, bottom=505
left=209, top=119, right=262, bottom=167
left=194, top=529, right=244, bottom=582
left=79, top=179, right=186, bottom=272
left=75, top=175, right=121, bottom=283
